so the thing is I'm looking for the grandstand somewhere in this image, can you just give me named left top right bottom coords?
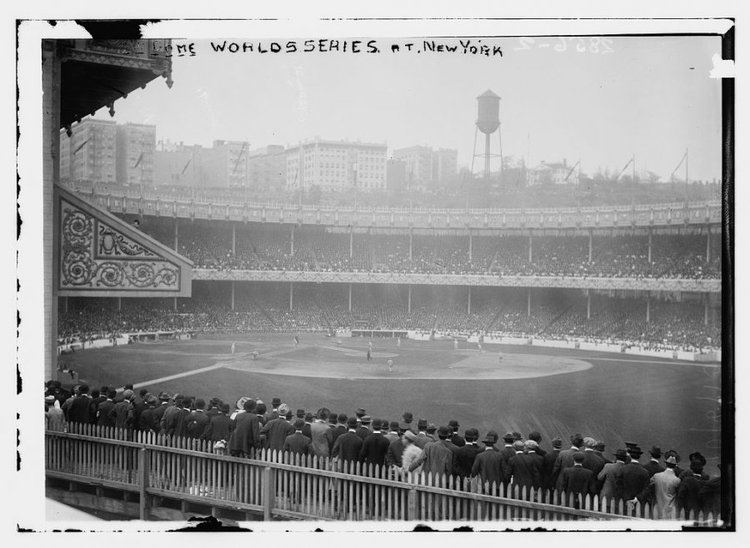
left=58, top=184, right=721, bottom=358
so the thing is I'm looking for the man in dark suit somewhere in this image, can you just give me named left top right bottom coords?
left=96, top=389, right=117, bottom=427
left=261, top=410, right=295, bottom=452
left=508, top=441, right=542, bottom=495
left=385, top=427, right=405, bottom=468
left=332, top=417, right=363, bottom=465
left=448, top=420, right=465, bottom=447
left=228, top=399, right=260, bottom=458
left=112, top=389, right=136, bottom=429
left=137, top=396, right=159, bottom=432
left=414, top=419, right=431, bottom=449
left=553, top=433, right=584, bottom=491
left=329, top=413, right=348, bottom=451
left=186, top=398, right=210, bottom=439
left=621, top=446, right=650, bottom=502
left=542, top=437, right=562, bottom=491
left=302, top=412, right=314, bottom=439
left=356, top=415, right=372, bottom=440
left=471, top=431, right=505, bottom=492
left=68, top=384, right=95, bottom=424
left=453, top=428, right=483, bottom=480
left=581, top=437, right=606, bottom=493
left=644, top=446, right=666, bottom=477
left=561, top=452, right=597, bottom=507
left=677, top=453, right=709, bottom=516
left=151, top=392, right=170, bottom=430
left=528, top=432, right=547, bottom=457
left=283, top=419, right=313, bottom=457
left=203, top=403, right=232, bottom=443
left=360, top=419, right=391, bottom=467
left=498, top=433, right=517, bottom=483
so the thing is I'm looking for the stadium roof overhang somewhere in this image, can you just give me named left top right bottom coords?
left=54, top=39, right=173, bottom=130
left=55, top=185, right=193, bottom=297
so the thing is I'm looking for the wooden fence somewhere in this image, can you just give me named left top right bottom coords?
left=48, top=426, right=721, bottom=524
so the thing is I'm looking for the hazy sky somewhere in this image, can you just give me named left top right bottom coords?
left=91, top=35, right=723, bottom=181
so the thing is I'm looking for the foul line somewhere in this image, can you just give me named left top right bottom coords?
left=129, top=362, right=228, bottom=390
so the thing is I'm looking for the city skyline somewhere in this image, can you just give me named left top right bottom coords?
left=84, top=35, right=722, bottom=183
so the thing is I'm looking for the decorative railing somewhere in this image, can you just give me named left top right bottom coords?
left=192, top=269, right=722, bottom=293
left=46, top=425, right=722, bottom=525
left=67, top=184, right=721, bottom=231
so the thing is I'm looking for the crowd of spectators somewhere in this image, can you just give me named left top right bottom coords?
left=136, top=219, right=721, bottom=279
left=58, top=290, right=720, bottom=353
left=45, top=382, right=722, bottom=519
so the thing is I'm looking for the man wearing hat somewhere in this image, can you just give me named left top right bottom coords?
left=355, top=408, right=367, bottom=424
left=330, top=413, right=348, bottom=448
left=96, top=389, right=117, bottom=427
left=561, top=452, right=597, bottom=507
left=187, top=398, right=210, bottom=439
left=508, top=440, right=542, bottom=494
left=400, top=431, right=423, bottom=475
left=677, top=453, right=708, bottom=516
left=644, top=446, right=666, bottom=478
left=310, top=408, right=332, bottom=459
left=597, top=449, right=627, bottom=502
left=528, top=431, right=547, bottom=457
left=453, top=428, right=483, bottom=479
left=260, top=406, right=295, bottom=451
left=332, top=417, right=364, bottom=465
left=645, top=454, right=681, bottom=519
left=360, top=419, right=391, bottom=466
left=356, top=415, right=372, bottom=441
left=402, top=412, right=417, bottom=434
left=112, top=389, right=136, bottom=430
left=265, top=397, right=282, bottom=423
left=137, top=395, right=159, bottom=432
left=621, top=446, right=650, bottom=504
left=302, top=412, right=314, bottom=439
left=553, top=433, right=584, bottom=491
left=593, top=441, right=609, bottom=463
left=414, top=419, right=431, bottom=449
left=581, top=437, right=606, bottom=493
left=409, top=425, right=454, bottom=480
left=471, top=431, right=505, bottom=492
left=384, top=421, right=401, bottom=445
left=542, top=437, right=563, bottom=491
left=228, top=399, right=261, bottom=458
left=425, top=423, right=439, bottom=444
left=499, top=433, right=517, bottom=482
left=385, top=425, right=405, bottom=468
left=283, top=419, right=313, bottom=457
left=204, top=403, right=232, bottom=444
left=448, top=420, right=465, bottom=447
left=68, top=383, right=95, bottom=424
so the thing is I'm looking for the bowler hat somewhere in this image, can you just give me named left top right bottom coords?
left=628, top=446, right=643, bottom=458
left=296, top=409, right=305, bottom=418
left=464, top=428, right=479, bottom=441
left=346, top=417, right=358, bottom=428
left=448, top=419, right=459, bottom=428
left=293, top=418, right=305, bottom=429
left=417, top=419, right=428, bottom=429
left=403, top=412, right=413, bottom=421
left=512, top=431, right=523, bottom=441
left=650, top=445, right=662, bottom=458
left=371, top=418, right=382, bottom=430
left=389, top=421, right=400, bottom=432
left=271, top=397, right=282, bottom=407
left=438, top=426, right=451, bottom=439
left=502, top=433, right=515, bottom=443
left=483, top=430, right=498, bottom=444
left=551, top=437, right=563, bottom=449
left=356, top=408, right=366, bottom=417
left=689, top=452, right=706, bottom=466
left=361, top=415, right=372, bottom=424
left=614, top=449, right=628, bottom=461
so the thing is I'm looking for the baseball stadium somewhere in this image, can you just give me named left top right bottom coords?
left=33, top=35, right=729, bottom=527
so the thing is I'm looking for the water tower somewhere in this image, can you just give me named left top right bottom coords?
left=472, top=89, right=503, bottom=180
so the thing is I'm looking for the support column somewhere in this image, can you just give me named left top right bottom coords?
left=706, top=226, right=711, bottom=262
left=588, top=230, right=593, bottom=262
left=64, top=297, right=69, bottom=314
left=704, top=294, right=709, bottom=326
left=647, top=229, right=652, bottom=264
left=586, top=291, right=591, bottom=320
left=348, top=283, right=352, bottom=312
left=409, top=229, right=413, bottom=261
left=349, top=227, right=353, bottom=258
left=527, top=288, right=531, bottom=317
left=289, top=282, right=294, bottom=311
left=407, top=285, right=412, bottom=314
left=230, top=281, right=235, bottom=311
left=232, top=224, right=236, bottom=255
left=290, top=225, right=295, bottom=255
left=173, top=297, right=178, bottom=312
left=468, top=231, right=473, bottom=262
left=174, top=218, right=179, bottom=251
left=528, top=235, right=533, bottom=263
left=117, top=297, right=122, bottom=311
left=646, top=295, right=651, bottom=323
left=467, top=287, right=472, bottom=314
left=43, top=44, right=61, bottom=381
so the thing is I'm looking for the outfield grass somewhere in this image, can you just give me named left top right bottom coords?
left=60, top=333, right=722, bottom=474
